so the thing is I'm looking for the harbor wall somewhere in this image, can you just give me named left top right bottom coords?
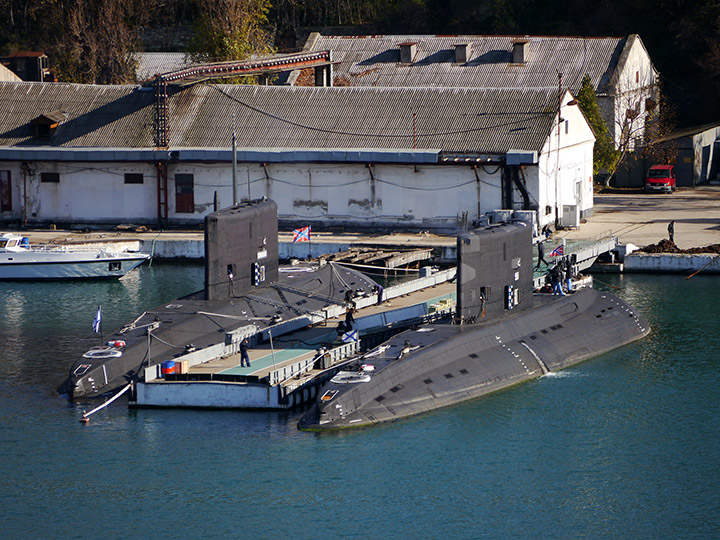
left=623, top=253, right=720, bottom=274
left=135, top=381, right=281, bottom=409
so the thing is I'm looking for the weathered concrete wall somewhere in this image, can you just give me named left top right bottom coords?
left=609, top=36, right=658, bottom=149
left=624, top=253, right=720, bottom=273
left=0, top=152, right=591, bottom=233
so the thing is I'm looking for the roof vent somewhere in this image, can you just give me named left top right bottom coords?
left=399, top=42, right=417, bottom=64
left=454, top=43, right=472, bottom=64
left=512, top=40, right=529, bottom=64
left=32, top=110, right=67, bottom=138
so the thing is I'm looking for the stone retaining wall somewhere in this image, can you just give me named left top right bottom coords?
left=624, top=253, right=720, bottom=274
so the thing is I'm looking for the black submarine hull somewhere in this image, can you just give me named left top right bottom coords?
left=61, top=200, right=379, bottom=399
left=62, top=262, right=377, bottom=399
left=298, top=287, right=650, bottom=430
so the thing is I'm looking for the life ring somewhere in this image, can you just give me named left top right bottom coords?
left=83, top=348, right=122, bottom=359
left=331, top=371, right=371, bottom=384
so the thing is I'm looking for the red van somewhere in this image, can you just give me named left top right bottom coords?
left=645, top=165, right=676, bottom=193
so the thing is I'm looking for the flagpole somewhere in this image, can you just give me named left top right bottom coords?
left=93, top=305, right=103, bottom=345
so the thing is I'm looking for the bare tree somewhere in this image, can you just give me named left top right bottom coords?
left=188, top=0, right=274, bottom=63
left=53, top=0, right=142, bottom=84
left=603, top=72, right=675, bottom=186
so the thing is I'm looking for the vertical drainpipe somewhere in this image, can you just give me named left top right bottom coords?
left=22, top=161, right=28, bottom=227
left=472, top=165, right=481, bottom=220
left=502, top=165, right=514, bottom=209
left=367, top=163, right=376, bottom=221
left=232, top=114, right=238, bottom=205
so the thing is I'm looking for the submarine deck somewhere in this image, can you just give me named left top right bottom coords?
left=131, top=276, right=457, bottom=409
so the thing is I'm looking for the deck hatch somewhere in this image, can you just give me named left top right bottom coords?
left=375, top=395, right=385, bottom=402
left=390, top=385, right=403, bottom=393
left=469, top=353, right=479, bottom=358
left=444, top=373, right=454, bottom=379
left=423, top=378, right=433, bottom=384
left=459, top=369, right=469, bottom=375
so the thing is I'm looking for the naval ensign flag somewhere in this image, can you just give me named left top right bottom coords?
left=93, top=305, right=102, bottom=333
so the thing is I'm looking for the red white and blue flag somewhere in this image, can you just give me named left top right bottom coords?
left=292, top=226, right=311, bottom=243
left=550, top=245, right=564, bottom=257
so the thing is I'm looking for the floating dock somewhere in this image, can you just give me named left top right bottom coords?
left=130, top=268, right=457, bottom=409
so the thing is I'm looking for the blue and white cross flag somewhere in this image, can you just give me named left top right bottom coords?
left=92, top=305, right=102, bottom=333
left=341, top=329, right=358, bottom=343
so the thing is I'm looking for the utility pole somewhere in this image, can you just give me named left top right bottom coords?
left=555, top=72, right=563, bottom=229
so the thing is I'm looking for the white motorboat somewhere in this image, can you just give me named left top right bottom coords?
left=0, top=233, right=150, bottom=279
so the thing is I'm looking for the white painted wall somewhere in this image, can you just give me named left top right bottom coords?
left=1, top=160, right=509, bottom=230
left=538, top=92, right=596, bottom=227
left=608, top=36, right=658, bottom=147
left=2, top=161, right=158, bottom=223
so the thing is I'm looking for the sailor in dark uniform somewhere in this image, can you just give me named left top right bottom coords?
left=240, top=338, right=251, bottom=367
left=550, top=264, right=565, bottom=296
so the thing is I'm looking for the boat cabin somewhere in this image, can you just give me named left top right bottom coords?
left=0, top=234, right=29, bottom=251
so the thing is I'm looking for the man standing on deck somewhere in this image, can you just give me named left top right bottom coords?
left=240, top=338, right=251, bottom=368
left=550, top=264, right=565, bottom=296
left=564, top=258, right=574, bottom=293
left=668, top=221, right=675, bottom=244
left=536, top=241, right=549, bottom=270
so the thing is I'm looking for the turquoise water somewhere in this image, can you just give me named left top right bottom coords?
left=1, top=267, right=719, bottom=539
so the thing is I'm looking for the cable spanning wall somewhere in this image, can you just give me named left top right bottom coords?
left=152, top=50, right=333, bottom=148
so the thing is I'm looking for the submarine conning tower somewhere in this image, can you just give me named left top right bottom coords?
left=457, top=221, right=533, bottom=323
left=205, top=198, right=279, bottom=300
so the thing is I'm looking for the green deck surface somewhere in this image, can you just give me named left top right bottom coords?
left=219, top=347, right=316, bottom=375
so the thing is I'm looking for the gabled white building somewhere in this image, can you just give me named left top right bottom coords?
left=0, top=82, right=593, bottom=231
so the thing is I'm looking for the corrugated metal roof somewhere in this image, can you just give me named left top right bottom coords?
left=0, top=82, right=560, bottom=154
left=306, top=34, right=629, bottom=94
left=0, top=64, right=22, bottom=83
left=0, top=82, right=155, bottom=147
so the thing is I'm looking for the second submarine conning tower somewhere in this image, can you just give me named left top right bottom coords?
left=456, top=222, right=533, bottom=323
left=204, top=199, right=279, bottom=301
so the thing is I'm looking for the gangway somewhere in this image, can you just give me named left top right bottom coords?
left=533, top=231, right=619, bottom=287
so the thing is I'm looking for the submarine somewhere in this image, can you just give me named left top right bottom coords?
left=298, top=222, right=650, bottom=430
left=60, top=199, right=377, bottom=399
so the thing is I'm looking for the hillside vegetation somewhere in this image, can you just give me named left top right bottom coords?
left=1, top=0, right=719, bottom=126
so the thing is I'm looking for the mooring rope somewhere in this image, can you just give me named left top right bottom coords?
left=80, top=382, right=132, bottom=423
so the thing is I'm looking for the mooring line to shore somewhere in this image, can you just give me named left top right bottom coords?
left=685, top=254, right=720, bottom=279
left=79, top=382, right=132, bottom=424
left=591, top=276, right=623, bottom=290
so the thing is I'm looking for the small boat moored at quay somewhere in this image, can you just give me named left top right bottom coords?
left=0, top=233, right=149, bottom=279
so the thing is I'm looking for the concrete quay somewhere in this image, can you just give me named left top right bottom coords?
left=557, top=187, right=720, bottom=250
left=555, top=187, right=720, bottom=274
left=9, top=186, right=720, bottom=273
left=15, top=227, right=458, bottom=262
